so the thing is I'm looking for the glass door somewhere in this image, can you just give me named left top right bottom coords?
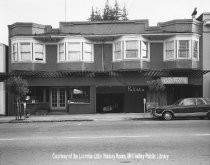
left=51, top=88, right=66, bottom=110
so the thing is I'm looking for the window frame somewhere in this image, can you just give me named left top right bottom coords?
left=83, top=42, right=94, bottom=62
left=33, top=43, right=45, bottom=62
left=192, top=40, right=199, bottom=60
left=69, top=86, right=90, bottom=104
left=124, top=40, right=139, bottom=60
left=58, top=43, right=66, bottom=62
left=67, top=42, right=82, bottom=62
left=141, top=40, right=150, bottom=60
left=12, top=43, right=18, bottom=62
left=177, top=40, right=190, bottom=59
left=19, top=42, right=33, bottom=62
left=164, top=40, right=175, bottom=61
left=113, top=41, right=122, bottom=61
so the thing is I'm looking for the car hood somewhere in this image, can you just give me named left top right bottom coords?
left=157, top=105, right=176, bottom=109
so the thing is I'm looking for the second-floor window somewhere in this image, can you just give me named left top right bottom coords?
left=178, top=40, right=189, bottom=59
left=67, top=42, right=81, bottom=61
left=83, top=43, right=93, bottom=62
left=192, top=40, right=198, bottom=60
left=12, top=43, right=18, bottom=62
left=11, top=40, right=45, bottom=63
left=141, top=41, right=149, bottom=59
left=58, top=41, right=93, bottom=62
left=20, top=42, right=32, bottom=61
left=125, top=40, right=138, bottom=59
left=165, top=41, right=174, bottom=60
left=34, top=43, right=44, bottom=61
left=114, top=41, right=122, bottom=61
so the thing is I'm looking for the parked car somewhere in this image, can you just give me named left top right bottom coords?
left=150, top=98, right=210, bottom=120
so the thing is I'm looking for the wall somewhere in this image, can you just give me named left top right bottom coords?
left=0, top=44, right=6, bottom=115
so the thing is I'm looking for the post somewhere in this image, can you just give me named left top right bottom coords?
left=23, top=102, right=26, bottom=119
left=143, top=98, right=146, bottom=114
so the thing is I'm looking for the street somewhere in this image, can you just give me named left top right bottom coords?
left=0, top=119, right=210, bottom=165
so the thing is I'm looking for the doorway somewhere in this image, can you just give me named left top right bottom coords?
left=50, top=88, right=66, bottom=110
left=96, top=94, right=124, bottom=113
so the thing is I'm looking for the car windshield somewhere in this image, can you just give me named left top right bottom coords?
left=173, top=99, right=183, bottom=105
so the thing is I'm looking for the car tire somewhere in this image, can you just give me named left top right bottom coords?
left=207, top=113, right=210, bottom=120
left=163, top=112, right=173, bottom=121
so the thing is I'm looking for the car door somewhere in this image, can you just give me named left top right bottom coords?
left=175, top=98, right=197, bottom=117
left=196, top=98, right=209, bottom=117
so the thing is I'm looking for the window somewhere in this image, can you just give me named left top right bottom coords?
left=20, top=42, right=32, bottom=61
left=12, top=43, right=18, bottom=62
left=114, top=41, right=122, bottom=60
left=58, top=43, right=65, bottom=61
left=67, top=42, right=81, bottom=61
left=70, top=87, right=90, bottom=103
left=182, top=99, right=196, bottom=106
left=141, top=41, right=149, bottom=59
left=197, top=99, right=205, bottom=105
left=178, top=40, right=189, bottom=58
left=125, top=40, right=138, bottom=59
left=165, top=41, right=174, bottom=60
left=34, top=43, right=44, bottom=61
left=83, top=43, right=93, bottom=62
left=192, top=40, right=198, bottom=60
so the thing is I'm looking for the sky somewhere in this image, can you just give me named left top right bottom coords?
left=0, top=0, right=210, bottom=45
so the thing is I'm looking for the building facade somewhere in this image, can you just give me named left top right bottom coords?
left=7, top=13, right=210, bottom=115
left=0, top=44, right=8, bottom=115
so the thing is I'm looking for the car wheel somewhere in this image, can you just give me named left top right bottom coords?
left=163, top=112, right=173, bottom=121
left=207, top=113, right=210, bottom=120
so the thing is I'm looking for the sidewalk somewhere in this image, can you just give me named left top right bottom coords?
left=0, top=113, right=153, bottom=123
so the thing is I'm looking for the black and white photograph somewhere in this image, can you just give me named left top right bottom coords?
left=0, top=0, right=210, bottom=164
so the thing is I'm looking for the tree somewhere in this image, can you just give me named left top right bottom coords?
left=147, top=78, right=166, bottom=108
left=6, top=76, right=29, bottom=120
left=88, top=0, right=129, bottom=21
left=121, top=5, right=128, bottom=21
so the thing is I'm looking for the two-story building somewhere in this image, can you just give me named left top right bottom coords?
left=7, top=13, right=210, bottom=115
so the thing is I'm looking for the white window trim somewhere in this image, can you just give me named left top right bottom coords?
left=12, top=42, right=18, bottom=62
left=177, top=40, right=191, bottom=59
left=83, top=42, right=94, bottom=63
left=140, top=40, right=150, bottom=61
left=113, top=41, right=122, bottom=62
left=57, top=43, right=66, bottom=62
left=164, top=40, right=175, bottom=61
left=124, top=40, right=140, bottom=60
left=18, top=42, right=33, bottom=62
left=57, top=38, right=94, bottom=63
left=33, top=42, right=46, bottom=63
left=11, top=38, right=46, bottom=63
left=163, top=35, right=200, bottom=61
left=192, top=40, right=199, bottom=61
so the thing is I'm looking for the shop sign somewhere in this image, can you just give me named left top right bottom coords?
left=128, top=86, right=145, bottom=92
left=161, top=77, right=188, bottom=84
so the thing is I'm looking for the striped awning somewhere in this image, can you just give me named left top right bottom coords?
left=6, top=69, right=210, bottom=79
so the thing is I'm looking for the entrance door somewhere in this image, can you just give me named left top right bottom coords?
left=51, top=88, right=66, bottom=110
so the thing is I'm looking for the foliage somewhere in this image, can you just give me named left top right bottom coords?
left=88, top=0, right=128, bottom=21
left=147, top=78, right=165, bottom=92
left=5, top=76, right=29, bottom=120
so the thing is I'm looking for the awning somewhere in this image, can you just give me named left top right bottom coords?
left=7, top=69, right=210, bottom=78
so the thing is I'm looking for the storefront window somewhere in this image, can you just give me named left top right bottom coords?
left=70, top=87, right=90, bottom=103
